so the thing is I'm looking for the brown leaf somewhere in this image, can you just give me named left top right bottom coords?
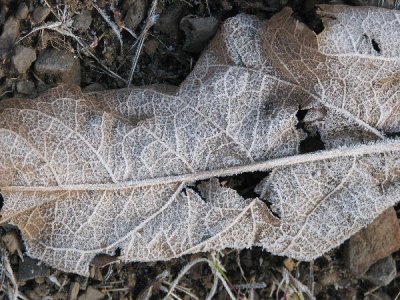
left=0, top=6, right=399, bottom=276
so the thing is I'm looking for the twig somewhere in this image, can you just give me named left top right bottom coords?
left=164, top=258, right=209, bottom=299
left=206, top=272, right=219, bottom=300
left=161, top=281, right=199, bottom=300
left=0, top=246, right=28, bottom=300
left=163, top=255, right=238, bottom=300
left=93, top=4, right=123, bottom=53
left=127, top=0, right=158, bottom=86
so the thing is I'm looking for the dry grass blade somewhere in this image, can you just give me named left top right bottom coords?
left=0, top=245, right=28, bottom=300
left=127, top=0, right=158, bottom=86
left=93, top=3, right=124, bottom=53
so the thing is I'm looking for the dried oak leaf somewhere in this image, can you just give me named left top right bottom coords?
left=0, top=6, right=399, bottom=275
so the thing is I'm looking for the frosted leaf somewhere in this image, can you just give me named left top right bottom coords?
left=0, top=6, right=399, bottom=276
left=261, top=6, right=400, bottom=145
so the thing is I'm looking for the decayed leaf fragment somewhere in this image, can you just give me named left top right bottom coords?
left=0, top=5, right=399, bottom=276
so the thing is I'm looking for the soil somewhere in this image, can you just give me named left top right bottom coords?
left=0, top=0, right=400, bottom=299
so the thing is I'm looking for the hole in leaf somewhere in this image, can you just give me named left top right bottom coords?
left=296, top=107, right=326, bottom=153
left=0, top=194, right=3, bottom=211
left=296, top=108, right=308, bottom=129
left=299, top=132, right=325, bottom=153
left=371, top=38, right=381, bottom=53
left=218, top=171, right=270, bottom=199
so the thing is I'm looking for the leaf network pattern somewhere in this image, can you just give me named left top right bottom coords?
left=0, top=5, right=399, bottom=275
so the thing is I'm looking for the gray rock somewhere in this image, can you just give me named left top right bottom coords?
left=15, top=3, right=29, bottom=20
left=17, top=257, right=50, bottom=282
left=363, top=256, right=397, bottom=286
left=344, top=208, right=400, bottom=276
left=73, top=10, right=92, bottom=32
left=11, top=46, right=36, bottom=74
left=34, top=49, right=81, bottom=85
left=155, top=4, right=186, bottom=40
left=16, top=80, right=35, bottom=95
left=32, top=6, right=51, bottom=23
left=0, top=17, right=20, bottom=58
left=180, top=15, right=218, bottom=53
left=122, top=0, right=146, bottom=31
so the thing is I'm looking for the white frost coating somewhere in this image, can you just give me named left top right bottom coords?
left=261, top=6, right=400, bottom=144
left=0, top=6, right=399, bottom=276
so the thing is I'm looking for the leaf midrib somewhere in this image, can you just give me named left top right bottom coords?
left=2, top=140, right=399, bottom=192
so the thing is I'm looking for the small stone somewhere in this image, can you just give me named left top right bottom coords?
left=34, top=49, right=81, bottom=85
left=283, top=258, right=296, bottom=272
left=77, top=286, right=105, bottom=300
left=73, top=10, right=92, bottom=32
left=180, top=15, right=218, bottom=53
left=25, top=290, right=41, bottom=300
left=32, top=6, right=51, bottom=23
left=35, top=276, right=45, bottom=284
left=122, top=0, right=146, bottom=31
left=363, top=256, right=397, bottom=286
left=17, top=257, right=50, bottom=282
left=144, top=39, right=158, bottom=56
left=68, top=282, right=80, bottom=300
left=344, top=208, right=400, bottom=276
left=89, top=266, right=103, bottom=281
left=0, top=17, right=20, bottom=58
left=15, top=3, right=29, bottom=20
left=33, top=284, right=50, bottom=297
left=82, top=83, right=105, bottom=92
left=1, top=231, right=22, bottom=257
left=16, top=80, right=35, bottom=95
left=11, top=45, right=36, bottom=74
left=155, top=4, right=186, bottom=40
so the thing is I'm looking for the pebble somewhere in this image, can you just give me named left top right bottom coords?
left=0, top=17, right=20, bottom=58
left=1, top=231, right=22, bottom=257
left=73, top=10, right=92, bottom=32
left=77, top=286, right=105, bottom=300
left=122, top=0, right=146, bottom=31
left=17, top=257, right=50, bottom=282
left=144, top=39, right=159, bottom=56
left=11, top=45, right=36, bottom=74
left=34, top=49, right=81, bottom=85
left=15, top=3, right=29, bottom=20
left=155, top=4, right=186, bottom=40
left=344, top=208, right=400, bottom=276
left=180, top=15, right=218, bottom=53
left=363, top=256, right=397, bottom=286
left=16, top=80, right=35, bottom=95
left=68, top=282, right=80, bottom=300
left=32, top=6, right=51, bottom=23
left=82, top=83, right=105, bottom=92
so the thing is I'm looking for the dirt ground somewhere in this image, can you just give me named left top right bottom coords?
left=1, top=0, right=400, bottom=299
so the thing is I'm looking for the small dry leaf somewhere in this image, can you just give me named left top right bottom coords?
left=0, top=6, right=399, bottom=276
